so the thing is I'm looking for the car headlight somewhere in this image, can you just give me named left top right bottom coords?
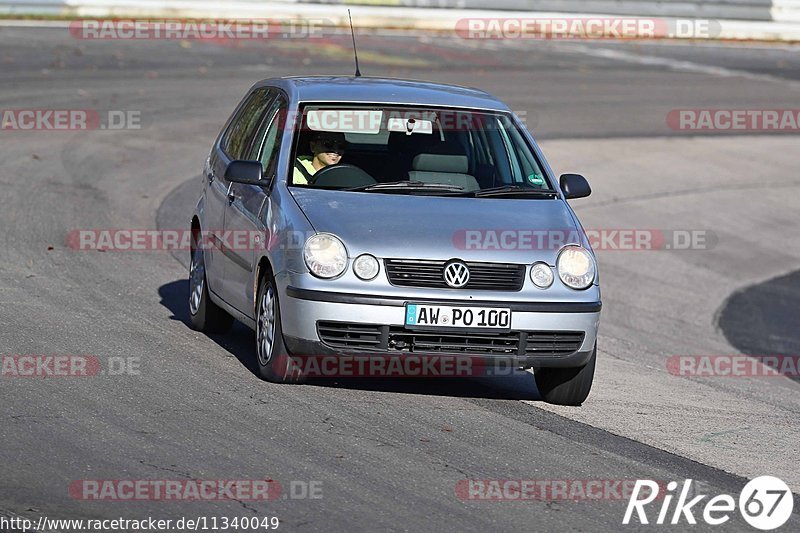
left=304, top=233, right=347, bottom=279
left=530, top=262, right=554, bottom=288
left=556, top=245, right=596, bottom=290
left=353, top=254, right=380, bottom=280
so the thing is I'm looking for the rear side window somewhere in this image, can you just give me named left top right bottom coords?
left=221, top=88, right=275, bottom=160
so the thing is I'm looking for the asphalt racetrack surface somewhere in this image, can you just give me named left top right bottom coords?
left=1, top=25, right=799, bottom=531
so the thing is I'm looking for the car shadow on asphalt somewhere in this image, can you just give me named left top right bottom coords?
left=158, top=279, right=261, bottom=376
left=158, top=279, right=543, bottom=401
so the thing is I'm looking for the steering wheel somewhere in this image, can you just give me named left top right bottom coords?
left=310, top=164, right=377, bottom=189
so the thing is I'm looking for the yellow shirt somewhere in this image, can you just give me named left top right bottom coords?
left=293, top=156, right=317, bottom=185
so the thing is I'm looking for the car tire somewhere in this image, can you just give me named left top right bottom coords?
left=188, top=247, right=234, bottom=333
left=255, top=273, right=302, bottom=383
left=534, top=343, right=596, bottom=406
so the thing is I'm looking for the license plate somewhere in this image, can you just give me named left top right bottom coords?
left=405, top=304, right=511, bottom=330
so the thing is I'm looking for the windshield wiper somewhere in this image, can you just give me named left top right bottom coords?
left=346, top=180, right=465, bottom=193
left=469, top=186, right=559, bottom=198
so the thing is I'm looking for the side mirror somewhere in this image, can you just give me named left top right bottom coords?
left=559, top=173, right=591, bottom=199
left=225, top=160, right=264, bottom=185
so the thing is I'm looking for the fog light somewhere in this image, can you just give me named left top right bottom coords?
left=530, top=262, right=554, bottom=288
left=353, top=254, right=380, bottom=280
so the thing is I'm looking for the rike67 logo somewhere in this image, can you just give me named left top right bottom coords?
left=624, top=476, right=794, bottom=530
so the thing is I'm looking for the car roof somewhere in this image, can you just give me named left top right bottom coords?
left=254, top=76, right=511, bottom=112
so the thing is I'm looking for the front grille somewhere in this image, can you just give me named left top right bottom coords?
left=317, top=321, right=584, bottom=357
left=384, top=259, right=525, bottom=291
left=387, top=327, right=518, bottom=355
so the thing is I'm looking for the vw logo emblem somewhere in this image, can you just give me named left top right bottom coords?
left=443, top=260, right=470, bottom=288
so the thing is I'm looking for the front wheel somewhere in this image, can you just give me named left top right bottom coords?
left=255, top=274, right=301, bottom=383
left=534, top=344, right=596, bottom=406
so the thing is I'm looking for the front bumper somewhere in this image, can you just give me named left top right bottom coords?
left=278, top=284, right=600, bottom=369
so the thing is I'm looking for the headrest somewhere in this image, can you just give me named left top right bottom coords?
left=411, top=153, right=469, bottom=174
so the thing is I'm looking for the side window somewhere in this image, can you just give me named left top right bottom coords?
left=221, top=88, right=275, bottom=160
left=484, top=124, right=514, bottom=185
left=247, top=94, right=287, bottom=177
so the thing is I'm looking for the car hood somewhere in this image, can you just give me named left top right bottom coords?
left=290, top=188, right=583, bottom=263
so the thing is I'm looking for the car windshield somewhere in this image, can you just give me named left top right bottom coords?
left=289, top=105, right=555, bottom=197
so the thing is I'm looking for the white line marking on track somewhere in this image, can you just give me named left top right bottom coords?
left=556, top=42, right=800, bottom=92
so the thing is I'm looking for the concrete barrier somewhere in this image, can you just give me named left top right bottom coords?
left=303, top=0, right=778, bottom=22
left=302, top=0, right=800, bottom=22
left=773, top=0, right=800, bottom=21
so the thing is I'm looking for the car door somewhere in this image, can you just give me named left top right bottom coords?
left=225, top=89, right=288, bottom=316
left=203, top=150, right=232, bottom=298
left=207, top=88, right=276, bottom=305
left=222, top=91, right=287, bottom=316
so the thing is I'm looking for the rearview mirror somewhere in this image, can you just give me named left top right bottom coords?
left=559, top=173, right=591, bottom=199
left=225, top=160, right=264, bottom=185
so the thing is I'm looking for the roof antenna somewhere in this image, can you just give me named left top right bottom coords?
left=348, top=9, right=362, bottom=77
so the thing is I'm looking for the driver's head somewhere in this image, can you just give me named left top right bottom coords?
left=310, top=131, right=346, bottom=168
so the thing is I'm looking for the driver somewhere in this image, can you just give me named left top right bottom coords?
left=293, top=131, right=346, bottom=185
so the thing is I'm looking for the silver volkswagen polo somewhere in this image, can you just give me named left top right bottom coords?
left=190, top=76, right=601, bottom=405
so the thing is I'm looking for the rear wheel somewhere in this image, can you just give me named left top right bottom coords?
left=534, top=344, right=596, bottom=406
left=255, top=273, right=301, bottom=383
left=188, top=247, right=233, bottom=333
